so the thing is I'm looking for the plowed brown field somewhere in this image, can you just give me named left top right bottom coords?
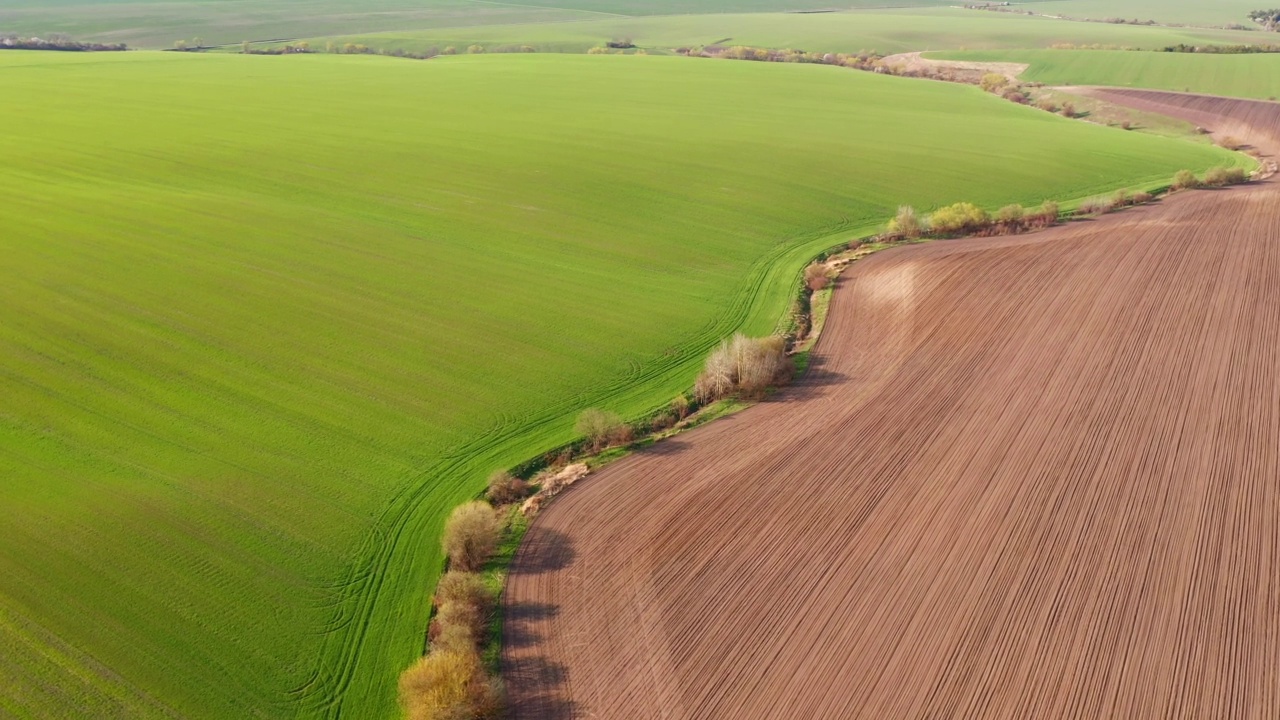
left=502, top=91, right=1280, bottom=719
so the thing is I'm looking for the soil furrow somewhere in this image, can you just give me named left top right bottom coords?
left=503, top=90, right=1280, bottom=719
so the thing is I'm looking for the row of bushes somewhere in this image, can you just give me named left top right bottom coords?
left=884, top=165, right=1250, bottom=244
left=886, top=201, right=1061, bottom=241
left=1173, top=166, right=1250, bottom=189
left=1, top=35, right=126, bottom=51
left=1161, top=43, right=1280, bottom=53
left=400, top=501, right=507, bottom=719
left=686, top=44, right=882, bottom=70
left=240, top=41, right=533, bottom=59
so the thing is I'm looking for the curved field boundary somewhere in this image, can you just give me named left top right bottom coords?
left=296, top=220, right=866, bottom=717
left=502, top=91, right=1280, bottom=718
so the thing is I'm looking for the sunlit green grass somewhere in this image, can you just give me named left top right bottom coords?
left=283, top=7, right=1265, bottom=57
left=938, top=49, right=1280, bottom=100
left=0, top=50, right=1247, bottom=719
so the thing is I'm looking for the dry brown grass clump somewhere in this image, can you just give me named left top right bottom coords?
left=804, top=263, right=833, bottom=291
left=695, top=334, right=791, bottom=403
left=1076, top=196, right=1114, bottom=216
left=441, top=501, right=500, bottom=572
left=485, top=471, right=529, bottom=506
left=399, top=649, right=503, bottom=720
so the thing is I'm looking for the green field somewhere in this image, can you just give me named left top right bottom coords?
left=0, top=50, right=1248, bottom=719
left=938, top=49, right=1280, bottom=100
left=1020, top=0, right=1270, bottom=28
left=279, top=7, right=1265, bottom=57
left=4, top=0, right=1271, bottom=50
left=0, top=0, right=953, bottom=48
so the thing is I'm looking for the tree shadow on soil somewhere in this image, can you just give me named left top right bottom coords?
left=509, top=528, right=575, bottom=575
left=503, top=528, right=581, bottom=717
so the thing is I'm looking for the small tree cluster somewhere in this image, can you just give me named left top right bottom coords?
left=694, top=334, right=791, bottom=403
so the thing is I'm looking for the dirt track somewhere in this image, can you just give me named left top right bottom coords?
left=502, top=91, right=1280, bottom=719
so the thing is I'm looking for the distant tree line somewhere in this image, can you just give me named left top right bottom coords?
left=1159, top=42, right=1280, bottom=53
left=1250, top=9, right=1280, bottom=30
left=237, top=41, right=537, bottom=60
left=1, top=34, right=126, bottom=51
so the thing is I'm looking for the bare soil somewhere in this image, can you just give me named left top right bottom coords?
left=502, top=91, right=1280, bottom=719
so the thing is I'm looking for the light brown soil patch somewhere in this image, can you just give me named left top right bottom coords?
left=502, top=92, right=1280, bottom=719
left=883, top=51, right=1028, bottom=82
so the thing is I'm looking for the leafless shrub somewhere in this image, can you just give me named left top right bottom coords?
left=434, top=572, right=497, bottom=615
left=1172, top=169, right=1201, bottom=190
left=432, top=599, right=486, bottom=646
left=1025, top=201, right=1060, bottom=229
left=1216, top=135, right=1244, bottom=150
left=441, top=501, right=499, bottom=572
left=650, top=412, right=676, bottom=432
left=1112, top=188, right=1131, bottom=207
left=575, top=408, right=626, bottom=452
left=1203, top=166, right=1248, bottom=186
left=1131, top=191, right=1154, bottom=203
left=1076, top=196, right=1114, bottom=216
left=994, top=204, right=1024, bottom=226
left=1036, top=99, right=1058, bottom=113
left=1001, top=87, right=1027, bottom=104
left=804, top=263, right=833, bottom=291
left=399, top=649, right=504, bottom=720
left=887, top=205, right=925, bottom=239
left=485, top=471, right=528, bottom=506
left=607, top=422, right=634, bottom=446
left=694, top=334, right=791, bottom=403
left=1060, top=101, right=1077, bottom=118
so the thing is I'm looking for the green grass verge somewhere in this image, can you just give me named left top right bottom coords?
left=937, top=49, right=1280, bottom=100
left=1017, top=0, right=1269, bottom=29
left=275, top=8, right=1267, bottom=57
left=0, top=50, right=1247, bottom=719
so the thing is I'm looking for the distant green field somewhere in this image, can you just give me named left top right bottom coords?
left=938, top=49, right=1280, bottom=100
left=3, top=0, right=1271, bottom=49
left=1020, top=0, right=1269, bottom=28
left=0, top=51, right=1247, bottom=719
left=285, top=7, right=1264, bottom=57
left=0, top=0, right=952, bottom=48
